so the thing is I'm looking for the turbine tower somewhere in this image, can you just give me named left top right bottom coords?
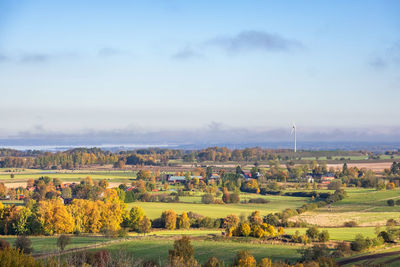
left=291, top=123, right=297, bottom=153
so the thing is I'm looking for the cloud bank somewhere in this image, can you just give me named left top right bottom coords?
left=207, top=30, right=303, bottom=53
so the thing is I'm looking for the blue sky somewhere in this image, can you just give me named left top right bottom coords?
left=1, top=0, right=400, bottom=143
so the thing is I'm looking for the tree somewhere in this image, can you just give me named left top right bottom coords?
left=300, top=244, right=330, bottom=261
left=61, top=187, right=72, bottom=199
left=136, top=170, right=152, bottom=180
left=223, top=214, right=239, bottom=236
left=257, top=258, right=272, bottom=267
left=14, top=236, right=33, bottom=254
left=248, top=211, right=263, bottom=226
left=318, top=230, right=330, bottom=242
left=162, top=210, right=177, bottom=230
left=306, top=226, right=319, bottom=240
left=15, top=208, right=32, bottom=235
left=203, top=256, right=224, bottom=267
left=37, top=199, right=74, bottom=235
left=222, top=188, right=230, bottom=204
left=138, top=216, right=152, bottom=235
left=230, top=193, right=240, bottom=203
left=168, top=236, right=197, bottom=267
left=240, top=223, right=251, bottom=237
left=57, top=235, right=71, bottom=252
left=201, top=194, right=214, bottom=204
left=232, top=250, right=256, bottom=267
left=128, top=206, right=145, bottom=231
left=178, top=212, right=190, bottom=230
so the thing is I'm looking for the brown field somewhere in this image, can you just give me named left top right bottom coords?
left=327, top=162, right=392, bottom=173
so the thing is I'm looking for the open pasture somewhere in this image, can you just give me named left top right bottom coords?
left=1, top=236, right=117, bottom=254
left=128, top=195, right=311, bottom=219
left=96, top=238, right=301, bottom=265
left=285, top=227, right=377, bottom=242
left=292, top=189, right=400, bottom=226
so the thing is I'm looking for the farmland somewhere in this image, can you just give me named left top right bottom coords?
left=1, top=149, right=400, bottom=266
left=129, top=195, right=311, bottom=219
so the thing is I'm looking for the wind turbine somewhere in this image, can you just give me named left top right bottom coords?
left=291, top=123, right=297, bottom=153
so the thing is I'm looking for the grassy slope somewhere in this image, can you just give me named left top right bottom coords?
left=98, top=238, right=300, bottom=265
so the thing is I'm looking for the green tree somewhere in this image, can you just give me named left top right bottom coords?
left=57, top=235, right=71, bottom=252
left=128, top=206, right=145, bottom=231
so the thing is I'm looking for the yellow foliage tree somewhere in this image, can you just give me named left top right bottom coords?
left=37, top=199, right=74, bottom=235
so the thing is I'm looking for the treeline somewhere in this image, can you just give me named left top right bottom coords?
left=0, top=146, right=368, bottom=169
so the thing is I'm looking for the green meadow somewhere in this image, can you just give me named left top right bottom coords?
left=95, top=238, right=301, bottom=265
left=128, top=195, right=311, bottom=219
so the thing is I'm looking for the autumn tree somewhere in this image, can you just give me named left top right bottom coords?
left=162, top=210, right=177, bottom=230
left=232, top=250, right=256, bottom=267
left=223, top=214, right=240, bottom=236
left=178, top=212, right=190, bottom=229
left=168, top=236, right=198, bottom=267
left=37, top=199, right=74, bottom=235
left=138, top=216, right=152, bottom=235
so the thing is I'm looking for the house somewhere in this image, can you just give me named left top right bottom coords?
left=209, top=173, right=220, bottom=179
left=321, top=176, right=335, bottom=182
left=168, top=176, right=186, bottom=184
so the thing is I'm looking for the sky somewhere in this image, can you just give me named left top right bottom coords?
left=1, top=0, right=400, bottom=145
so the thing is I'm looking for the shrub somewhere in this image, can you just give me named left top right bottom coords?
left=57, top=235, right=71, bottom=252
left=0, top=248, right=38, bottom=266
left=168, top=236, right=197, bottom=267
left=230, top=193, right=240, bottom=204
left=343, top=221, right=358, bottom=227
left=0, top=239, right=10, bottom=251
left=239, top=223, right=251, bottom=237
left=350, top=234, right=368, bottom=251
left=203, top=256, right=224, bottom=267
left=14, top=236, right=33, bottom=254
left=257, top=258, right=272, bottom=267
left=396, top=199, right=400, bottom=206
left=232, top=250, right=256, bottom=267
left=248, top=198, right=269, bottom=204
left=387, top=199, right=395, bottom=206
left=263, top=214, right=280, bottom=226
left=378, top=231, right=394, bottom=243
left=334, top=242, right=351, bottom=257
left=318, top=230, right=330, bottom=242
left=306, top=226, right=319, bottom=240
left=201, top=194, right=214, bottom=204
left=299, top=244, right=330, bottom=261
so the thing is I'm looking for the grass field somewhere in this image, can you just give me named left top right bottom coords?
left=293, top=189, right=400, bottom=226
left=128, top=195, right=311, bottom=219
left=285, top=227, right=378, bottom=242
left=96, top=238, right=301, bottom=265
left=1, top=236, right=117, bottom=254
